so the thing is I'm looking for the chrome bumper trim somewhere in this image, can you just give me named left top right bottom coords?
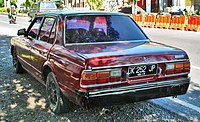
left=82, top=77, right=190, bottom=98
left=90, top=59, right=189, bottom=70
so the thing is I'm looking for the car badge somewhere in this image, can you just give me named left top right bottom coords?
left=175, top=55, right=184, bottom=59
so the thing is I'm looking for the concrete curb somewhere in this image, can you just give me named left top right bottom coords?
left=0, top=12, right=28, bottom=17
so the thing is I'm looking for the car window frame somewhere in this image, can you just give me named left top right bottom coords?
left=37, top=16, right=57, bottom=44
left=27, top=16, right=44, bottom=40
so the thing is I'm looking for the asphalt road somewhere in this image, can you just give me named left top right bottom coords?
left=143, top=28, right=200, bottom=120
left=0, top=14, right=200, bottom=121
left=0, top=15, right=30, bottom=36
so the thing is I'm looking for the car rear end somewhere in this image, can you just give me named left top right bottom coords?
left=75, top=51, right=190, bottom=107
left=62, top=12, right=190, bottom=107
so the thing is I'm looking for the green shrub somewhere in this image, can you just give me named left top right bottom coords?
left=0, top=7, right=9, bottom=12
left=15, top=8, right=19, bottom=13
left=19, top=9, right=28, bottom=13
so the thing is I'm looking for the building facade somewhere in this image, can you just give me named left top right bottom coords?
left=63, top=0, right=199, bottom=13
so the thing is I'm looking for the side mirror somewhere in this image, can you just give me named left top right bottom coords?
left=17, top=28, right=27, bottom=36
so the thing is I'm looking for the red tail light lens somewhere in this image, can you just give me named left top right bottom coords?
left=166, top=62, right=190, bottom=75
left=81, top=79, right=96, bottom=85
left=82, top=73, right=97, bottom=80
left=81, top=69, right=122, bottom=88
left=166, top=69, right=174, bottom=75
left=184, top=62, right=190, bottom=72
left=96, top=72, right=110, bottom=79
left=166, top=63, right=174, bottom=75
left=174, top=63, right=183, bottom=69
left=174, top=63, right=184, bottom=73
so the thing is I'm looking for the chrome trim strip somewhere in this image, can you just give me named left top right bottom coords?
left=90, top=59, right=189, bottom=70
left=80, top=81, right=122, bottom=88
left=84, top=68, right=122, bottom=73
left=64, top=16, right=66, bottom=45
left=165, top=72, right=189, bottom=77
left=80, top=77, right=190, bottom=98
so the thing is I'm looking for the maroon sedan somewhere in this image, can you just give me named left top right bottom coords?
left=10, top=11, right=190, bottom=114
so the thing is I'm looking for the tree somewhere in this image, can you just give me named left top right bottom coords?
left=0, top=0, right=4, bottom=7
left=10, top=0, right=17, bottom=7
left=23, top=0, right=33, bottom=9
left=86, top=0, right=103, bottom=10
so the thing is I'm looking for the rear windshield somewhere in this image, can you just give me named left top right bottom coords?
left=65, top=15, right=147, bottom=43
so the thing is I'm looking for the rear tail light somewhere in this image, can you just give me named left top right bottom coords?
left=166, top=62, right=190, bottom=75
left=183, top=62, right=190, bottom=72
left=96, top=72, right=110, bottom=78
left=81, top=69, right=122, bottom=87
left=82, top=72, right=97, bottom=80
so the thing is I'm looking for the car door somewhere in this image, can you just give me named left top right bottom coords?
left=16, top=17, right=43, bottom=72
left=30, top=16, right=57, bottom=81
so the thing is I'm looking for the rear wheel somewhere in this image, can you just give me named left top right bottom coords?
left=46, top=72, right=71, bottom=114
left=12, top=48, right=24, bottom=73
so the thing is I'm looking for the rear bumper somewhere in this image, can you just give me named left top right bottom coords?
left=75, top=77, right=190, bottom=107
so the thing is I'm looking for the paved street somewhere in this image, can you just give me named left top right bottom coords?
left=0, top=14, right=200, bottom=121
left=0, top=15, right=30, bottom=36
left=143, top=28, right=200, bottom=120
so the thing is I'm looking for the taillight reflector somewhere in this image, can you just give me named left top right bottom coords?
left=96, top=72, right=110, bottom=78
left=82, top=73, right=96, bottom=80
left=184, top=62, right=190, bottom=68
left=174, top=63, right=183, bottom=69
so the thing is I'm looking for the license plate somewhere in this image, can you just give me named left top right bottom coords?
left=127, top=64, right=157, bottom=77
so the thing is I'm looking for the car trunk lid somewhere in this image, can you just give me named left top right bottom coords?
left=65, top=40, right=188, bottom=68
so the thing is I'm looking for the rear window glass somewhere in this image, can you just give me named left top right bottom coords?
left=65, top=15, right=147, bottom=44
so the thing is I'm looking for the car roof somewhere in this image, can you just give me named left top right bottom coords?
left=39, top=10, right=128, bottom=16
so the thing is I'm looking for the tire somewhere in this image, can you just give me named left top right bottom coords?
left=12, top=49, right=24, bottom=73
left=46, top=72, right=71, bottom=114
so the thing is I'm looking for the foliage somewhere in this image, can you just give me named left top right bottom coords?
left=15, top=8, right=18, bottom=13
left=185, top=0, right=192, bottom=6
left=0, top=0, right=4, bottom=7
left=10, top=0, right=17, bottom=7
left=0, top=7, right=9, bottom=12
left=23, top=0, right=34, bottom=9
left=0, top=0, right=18, bottom=7
left=55, top=1, right=64, bottom=10
left=19, top=9, right=28, bottom=13
left=86, top=0, right=103, bottom=10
